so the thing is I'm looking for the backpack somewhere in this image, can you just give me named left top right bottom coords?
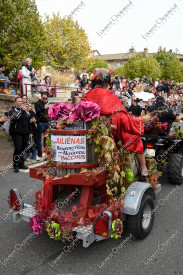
left=2, top=119, right=10, bottom=136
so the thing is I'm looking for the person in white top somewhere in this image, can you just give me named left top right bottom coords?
left=155, top=78, right=159, bottom=88
left=80, top=67, right=89, bottom=79
left=22, top=58, right=36, bottom=97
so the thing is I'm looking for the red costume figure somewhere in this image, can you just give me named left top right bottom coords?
left=82, top=88, right=144, bottom=153
left=82, top=68, right=151, bottom=177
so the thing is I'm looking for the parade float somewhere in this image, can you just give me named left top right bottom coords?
left=9, top=100, right=161, bottom=247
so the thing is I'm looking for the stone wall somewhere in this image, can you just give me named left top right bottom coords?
left=0, top=90, right=71, bottom=118
left=0, top=94, right=16, bottom=117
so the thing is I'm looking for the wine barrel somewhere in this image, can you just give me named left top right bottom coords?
left=50, top=121, right=99, bottom=176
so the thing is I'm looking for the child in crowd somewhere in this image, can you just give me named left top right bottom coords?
left=31, top=78, right=39, bottom=93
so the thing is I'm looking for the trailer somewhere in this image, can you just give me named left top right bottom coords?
left=8, top=117, right=161, bottom=247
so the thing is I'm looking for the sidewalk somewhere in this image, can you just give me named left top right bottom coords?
left=0, top=136, right=14, bottom=172
left=0, top=135, right=46, bottom=173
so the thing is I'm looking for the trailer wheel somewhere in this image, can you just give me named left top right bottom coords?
left=167, top=153, right=183, bottom=185
left=127, top=194, right=154, bottom=239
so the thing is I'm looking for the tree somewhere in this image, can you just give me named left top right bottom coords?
left=43, top=14, right=92, bottom=71
left=124, top=54, right=161, bottom=80
left=153, top=47, right=183, bottom=82
left=114, top=65, right=125, bottom=77
left=124, top=54, right=142, bottom=79
left=140, top=56, right=162, bottom=80
left=0, top=0, right=45, bottom=79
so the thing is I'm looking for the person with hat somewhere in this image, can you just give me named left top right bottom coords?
left=82, top=68, right=154, bottom=178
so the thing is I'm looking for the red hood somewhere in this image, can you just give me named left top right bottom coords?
left=82, top=88, right=123, bottom=115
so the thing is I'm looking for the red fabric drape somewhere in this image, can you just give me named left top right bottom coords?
left=82, top=88, right=122, bottom=115
left=41, top=177, right=54, bottom=209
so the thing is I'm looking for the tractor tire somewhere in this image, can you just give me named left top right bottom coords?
left=127, top=194, right=154, bottom=239
left=167, top=153, right=183, bottom=185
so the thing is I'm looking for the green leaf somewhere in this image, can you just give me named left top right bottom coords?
left=120, top=171, right=125, bottom=178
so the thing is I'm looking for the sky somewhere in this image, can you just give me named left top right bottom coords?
left=35, top=0, right=183, bottom=55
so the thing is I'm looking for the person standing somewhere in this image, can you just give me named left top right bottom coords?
left=80, top=74, right=88, bottom=88
left=80, top=67, right=89, bottom=79
left=22, top=58, right=36, bottom=97
left=76, top=70, right=82, bottom=83
left=35, top=93, right=49, bottom=157
left=21, top=95, right=28, bottom=104
left=9, top=97, right=32, bottom=173
left=113, top=75, right=120, bottom=89
left=128, top=99, right=142, bottom=117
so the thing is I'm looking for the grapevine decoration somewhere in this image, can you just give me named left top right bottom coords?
left=174, top=126, right=183, bottom=139
left=47, top=221, right=62, bottom=240
left=110, top=219, right=123, bottom=239
left=126, top=168, right=134, bottom=183
left=31, top=100, right=161, bottom=242
left=86, top=117, right=134, bottom=199
left=146, top=170, right=162, bottom=190
left=29, top=214, right=44, bottom=235
left=145, top=110, right=169, bottom=132
left=34, top=187, right=124, bottom=224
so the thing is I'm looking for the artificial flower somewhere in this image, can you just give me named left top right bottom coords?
left=48, top=102, right=72, bottom=121
left=69, top=101, right=100, bottom=122
left=110, top=219, right=123, bottom=239
left=29, top=214, right=44, bottom=235
left=47, top=221, right=61, bottom=240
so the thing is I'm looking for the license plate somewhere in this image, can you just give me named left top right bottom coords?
left=146, top=149, right=155, bottom=157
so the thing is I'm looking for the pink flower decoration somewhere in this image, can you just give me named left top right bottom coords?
left=69, top=101, right=100, bottom=122
left=48, top=103, right=72, bottom=121
left=29, top=214, right=44, bottom=235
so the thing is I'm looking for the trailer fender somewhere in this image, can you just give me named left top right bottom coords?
left=123, top=182, right=155, bottom=216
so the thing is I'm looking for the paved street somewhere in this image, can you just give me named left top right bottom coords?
left=0, top=134, right=47, bottom=174
left=0, top=168, right=183, bottom=275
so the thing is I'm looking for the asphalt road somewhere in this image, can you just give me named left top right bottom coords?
left=0, top=168, right=183, bottom=275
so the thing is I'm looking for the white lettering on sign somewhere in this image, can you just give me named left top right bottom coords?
left=51, top=135, right=86, bottom=162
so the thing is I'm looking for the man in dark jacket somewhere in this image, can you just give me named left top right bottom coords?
left=9, top=97, right=32, bottom=173
left=80, top=74, right=88, bottom=88
left=76, top=70, right=82, bottom=84
left=35, top=93, right=49, bottom=157
left=128, top=99, right=141, bottom=117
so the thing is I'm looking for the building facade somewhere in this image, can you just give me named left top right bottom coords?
left=96, top=48, right=183, bottom=68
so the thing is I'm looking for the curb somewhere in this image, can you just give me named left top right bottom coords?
left=0, top=157, right=47, bottom=174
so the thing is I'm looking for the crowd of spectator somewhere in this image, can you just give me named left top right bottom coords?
left=66, top=70, right=183, bottom=116
left=1, top=61, right=183, bottom=173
